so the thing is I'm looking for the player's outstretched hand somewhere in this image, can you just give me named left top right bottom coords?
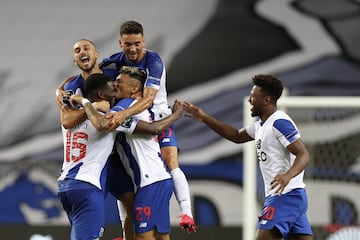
left=171, top=100, right=183, bottom=119
left=183, top=101, right=206, bottom=122
left=55, top=76, right=76, bottom=108
left=69, top=95, right=83, bottom=108
left=55, top=89, right=66, bottom=108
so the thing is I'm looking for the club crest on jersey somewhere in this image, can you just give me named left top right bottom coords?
left=121, top=118, right=134, bottom=129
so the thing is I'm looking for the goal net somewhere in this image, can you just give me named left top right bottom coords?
left=242, top=96, right=360, bottom=240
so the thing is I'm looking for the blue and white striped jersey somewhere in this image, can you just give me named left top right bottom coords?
left=112, top=98, right=171, bottom=192
left=246, top=110, right=306, bottom=197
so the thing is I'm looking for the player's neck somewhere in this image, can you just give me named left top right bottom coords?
left=260, top=107, right=277, bottom=122
left=140, top=49, right=146, bottom=60
left=81, top=66, right=103, bottom=80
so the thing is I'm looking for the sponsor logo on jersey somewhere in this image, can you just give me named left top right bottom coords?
left=260, top=220, right=268, bottom=225
left=139, top=222, right=148, bottom=228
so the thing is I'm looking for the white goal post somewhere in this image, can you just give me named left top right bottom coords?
left=242, top=96, right=360, bottom=240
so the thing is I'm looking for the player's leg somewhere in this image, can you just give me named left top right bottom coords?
left=116, top=200, right=127, bottom=237
left=119, top=192, right=135, bottom=240
left=135, top=230, right=156, bottom=240
left=161, top=146, right=195, bottom=230
left=158, top=125, right=196, bottom=232
left=288, top=190, right=313, bottom=240
left=256, top=228, right=283, bottom=240
left=288, top=234, right=313, bottom=240
left=257, top=189, right=312, bottom=240
left=61, top=186, right=105, bottom=240
left=161, top=145, right=191, bottom=215
left=107, top=151, right=135, bottom=240
left=154, top=232, right=170, bottom=240
left=133, top=179, right=173, bottom=240
left=133, top=231, right=170, bottom=240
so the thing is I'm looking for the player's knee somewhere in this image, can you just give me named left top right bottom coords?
left=165, top=159, right=178, bottom=170
left=161, top=147, right=179, bottom=169
left=256, top=228, right=282, bottom=240
left=155, top=233, right=170, bottom=240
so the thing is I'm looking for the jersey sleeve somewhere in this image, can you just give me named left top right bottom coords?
left=144, top=55, right=163, bottom=91
left=245, top=118, right=260, bottom=139
left=63, top=76, right=85, bottom=96
left=111, top=98, right=140, bottom=134
left=64, top=81, right=77, bottom=92
left=273, top=119, right=300, bottom=147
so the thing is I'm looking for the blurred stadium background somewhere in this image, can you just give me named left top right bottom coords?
left=0, top=0, right=360, bottom=239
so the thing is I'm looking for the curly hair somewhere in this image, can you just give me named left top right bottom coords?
left=85, top=73, right=111, bottom=101
left=252, top=74, right=283, bottom=102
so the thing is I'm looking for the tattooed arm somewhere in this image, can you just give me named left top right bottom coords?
left=69, top=95, right=111, bottom=132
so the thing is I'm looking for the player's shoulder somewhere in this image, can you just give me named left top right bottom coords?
left=64, top=74, right=83, bottom=91
left=143, top=50, right=164, bottom=72
left=100, top=51, right=125, bottom=68
left=106, top=51, right=124, bottom=60
left=145, top=49, right=162, bottom=61
left=103, top=68, right=119, bottom=81
left=272, top=111, right=297, bottom=129
left=112, top=98, right=137, bottom=111
left=273, top=110, right=292, bottom=121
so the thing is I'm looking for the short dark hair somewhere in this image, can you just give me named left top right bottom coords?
left=85, top=73, right=111, bottom=101
left=76, top=39, right=96, bottom=47
left=252, top=74, right=283, bottom=102
left=120, top=66, right=147, bottom=85
left=120, top=20, right=144, bottom=36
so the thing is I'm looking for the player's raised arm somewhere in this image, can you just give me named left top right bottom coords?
left=69, top=94, right=112, bottom=132
left=134, top=100, right=183, bottom=135
left=106, top=86, right=157, bottom=126
left=183, top=101, right=253, bottom=144
left=55, top=76, right=76, bottom=108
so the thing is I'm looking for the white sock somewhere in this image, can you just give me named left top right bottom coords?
left=171, top=168, right=193, bottom=217
left=117, top=200, right=127, bottom=237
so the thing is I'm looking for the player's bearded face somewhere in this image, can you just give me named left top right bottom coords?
left=251, top=105, right=261, bottom=117
left=120, top=33, right=145, bottom=62
left=249, top=86, right=262, bottom=117
left=103, top=82, right=117, bottom=108
left=73, top=41, right=98, bottom=72
left=77, top=55, right=97, bottom=72
left=115, top=74, right=132, bottom=99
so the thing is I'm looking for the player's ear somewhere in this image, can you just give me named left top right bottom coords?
left=97, top=90, right=106, bottom=100
left=118, top=38, right=123, bottom=48
left=131, top=82, right=141, bottom=94
left=263, top=95, right=271, bottom=105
